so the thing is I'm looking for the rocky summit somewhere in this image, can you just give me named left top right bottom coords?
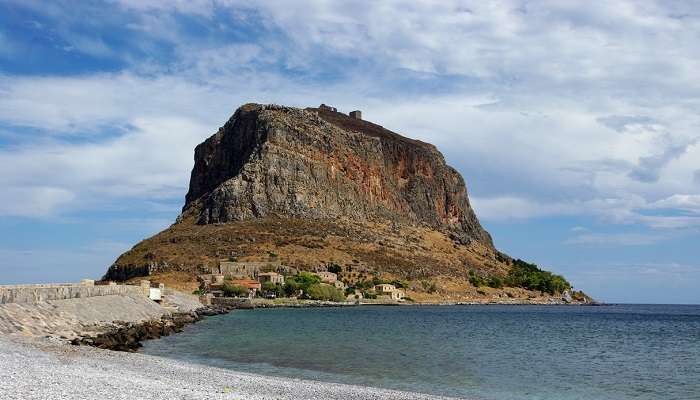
left=105, top=103, right=579, bottom=302
left=185, top=104, right=492, bottom=247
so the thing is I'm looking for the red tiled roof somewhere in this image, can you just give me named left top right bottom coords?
left=229, top=279, right=261, bottom=289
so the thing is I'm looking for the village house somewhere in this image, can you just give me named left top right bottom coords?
left=258, top=272, right=284, bottom=285
left=333, top=280, right=346, bottom=290
left=374, top=283, right=405, bottom=301
left=314, top=271, right=337, bottom=284
left=229, top=279, right=262, bottom=298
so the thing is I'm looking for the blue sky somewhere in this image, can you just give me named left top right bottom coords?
left=1, top=0, right=699, bottom=303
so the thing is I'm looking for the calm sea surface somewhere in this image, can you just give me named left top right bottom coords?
left=141, top=304, right=700, bottom=399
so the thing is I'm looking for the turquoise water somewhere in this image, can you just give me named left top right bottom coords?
left=141, top=305, right=700, bottom=399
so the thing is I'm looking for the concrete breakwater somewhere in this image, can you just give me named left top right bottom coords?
left=0, top=281, right=210, bottom=348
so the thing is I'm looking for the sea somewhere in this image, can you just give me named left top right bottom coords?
left=141, top=304, right=700, bottom=400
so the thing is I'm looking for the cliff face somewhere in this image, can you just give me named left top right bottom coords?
left=182, top=104, right=493, bottom=247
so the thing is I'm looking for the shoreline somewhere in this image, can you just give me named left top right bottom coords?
left=239, top=298, right=599, bottom=308
left=0, top=335, right=460, bottom=400
left=69, top=300, right=601, bottom=352
left=70, top=300, right=599, bottom=351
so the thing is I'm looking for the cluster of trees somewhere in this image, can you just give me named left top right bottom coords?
left=260, top=272, right=346, bottom=301
left=468, top=271, right=503, bottom=289
left=469, top=259, right=571, bottom=295
left=222, top=283, right=249, bottom=297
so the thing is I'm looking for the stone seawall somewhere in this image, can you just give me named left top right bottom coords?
left=0, top=281, right=206, bottom=343
left=0, top=284, right=143, bottom=304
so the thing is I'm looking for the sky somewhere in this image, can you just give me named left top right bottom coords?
left=0, top=0, right=698, bottom=304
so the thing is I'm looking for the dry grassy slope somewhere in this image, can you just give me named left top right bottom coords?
left=111, top=204, right=510, bottom=286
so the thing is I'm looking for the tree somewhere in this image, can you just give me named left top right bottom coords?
left=285, top=272, right=321, bottom=291
left=504, top=259, right=572, bottom=295
left=327, top=263, right=342, bottom=274
left=390, top=280, right=409, bottom=289
left=262, top=281, right=283, bottom=297
left=487, top=276, right=503, bottom=289
left=305, top=284, right=345, bottom=302
left=468, top=271, right=486, bottom=287
left=283, top=279, right=300, bottom=297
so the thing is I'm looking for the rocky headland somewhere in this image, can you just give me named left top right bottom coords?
left=105, top=103, right=589, bottom=304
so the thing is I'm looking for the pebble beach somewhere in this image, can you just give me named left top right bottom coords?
left=0, top=336, right=458, bottom=400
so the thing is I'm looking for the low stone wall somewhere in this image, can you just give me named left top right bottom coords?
left=212, top=297, right=255, bottom=308
left=0, top=284, right=143, bottom=305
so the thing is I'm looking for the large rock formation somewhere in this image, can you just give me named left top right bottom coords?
left=183, top=104, right=492, bottom=247
left=106, top=104, right=536, bottom=301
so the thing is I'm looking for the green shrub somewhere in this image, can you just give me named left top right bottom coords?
left=282, top=272, right=323, bottom=297
left=389, top=279, right=410, bottom=289
left=354, top=280, right=374, bottom=290
left=261, top=281, right=284, bottom=297
left=286, top=272, right=321, bottom=289
left=468, top=270, right=487, bottom=287
left=222, top=284, right=248, bottom=297
left=487, top=276, right=503, bottom=289
left=192, top=289, right=205, bottom=296
left=420, top=280, right=438, bottom=293
left=571, top=290, right=590, bottom=302
left=305, top=284, right=345, bottom=302
left=283, top=280, right=300, bottom=297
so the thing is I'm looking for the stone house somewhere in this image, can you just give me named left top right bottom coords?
left=314, top=271, right=337, bottom=284
left=258, top=272, right=284, bottom=285
left=374, top=284, right=405, bottom=301
left=217, top=261, right=296, bottom=279
left=217, top=261, right=282, bottom=278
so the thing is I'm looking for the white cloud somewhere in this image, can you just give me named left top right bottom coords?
left=649, top=194, right=700, bottom=213
left=0, top=115, right=210, bottom=215
left=0, top=0, right=699, bottom=232
left=470, top=196, right=579, bottom=221
left=0, top=187, right=75, bottom=217
left=111, top=0, right=215, bottom=17
left=565, top=232, right=671, bottom=246
left=561, top=262, right=700, bottom=303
